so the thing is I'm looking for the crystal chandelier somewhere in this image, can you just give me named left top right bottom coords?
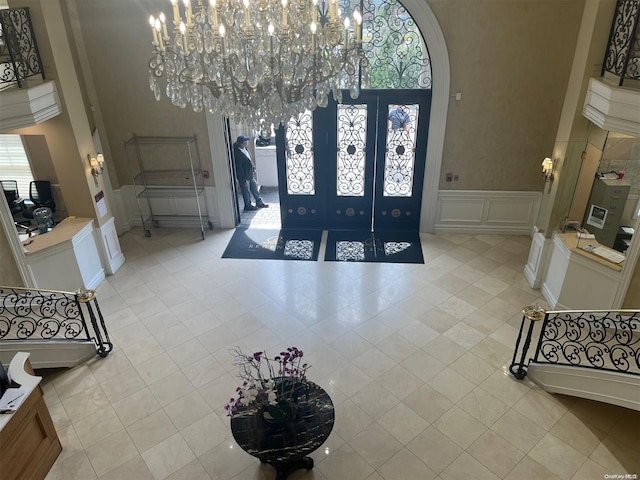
left=147, top=0, right=366, bottom=135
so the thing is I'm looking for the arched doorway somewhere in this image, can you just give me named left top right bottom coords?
left=213, top=0, right=448, bottom=233
left=273, top=0, right=437, bottom=232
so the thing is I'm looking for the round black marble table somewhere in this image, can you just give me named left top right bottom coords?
left=230, top=381, right=334, bottom=480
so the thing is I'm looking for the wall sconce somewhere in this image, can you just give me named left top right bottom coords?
left=542, top=157, right=555, bottom=192
left=542, top=157, right=554, bottom=181
left=87, top=153, right=104, bottom=186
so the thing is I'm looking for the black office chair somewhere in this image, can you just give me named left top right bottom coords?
left=23, top=180, right=56, bottom=220
left=0, top=180, right=25, bottom=215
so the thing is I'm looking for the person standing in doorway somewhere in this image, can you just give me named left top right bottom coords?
left=233, top=135, right=269, bottom=211
left=387, top=105, right=411, bottom=132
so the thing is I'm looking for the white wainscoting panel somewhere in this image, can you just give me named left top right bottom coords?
left=73, top=224, right=106, bottom=289
left=115, top=187, right=541, bottom=235
left=438, top=197, right=484, bottom=224
left=524, top=230, right=553, bottom=289
left=109, top=187, right=131, bottom=235
left=0, top=341, right=97, bottom=369
left=95, top=216, right=125, bottom=275
left=435, top=191, right=542, bottom=234
left=528, top=363, right=640, bottom=411
left=541, top=235, right=571, bottom=309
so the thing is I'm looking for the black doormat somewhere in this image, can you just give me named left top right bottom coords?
left=324, top=230, right=424, bottom=264
left=222, top=227, right=322, bottom=261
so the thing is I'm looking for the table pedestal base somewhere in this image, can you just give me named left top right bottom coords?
left=262, top=456, right=314, bottom=480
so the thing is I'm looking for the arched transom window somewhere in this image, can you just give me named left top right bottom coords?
left=342, top=0, right=432, bottom=89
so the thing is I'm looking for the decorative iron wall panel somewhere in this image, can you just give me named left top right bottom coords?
left=383, top=104, right=418, bottom=197
left=336, top=104, right=368, bottom=196
left=285, top=111, right=315, bottom=195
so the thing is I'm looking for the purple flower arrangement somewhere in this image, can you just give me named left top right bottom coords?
left=224, top=346, right=310, bottom=417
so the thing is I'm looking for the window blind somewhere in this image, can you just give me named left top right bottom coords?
left=0, top=134, right=35, bottom=198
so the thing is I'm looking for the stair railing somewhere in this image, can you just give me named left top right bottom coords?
left=0, top=286, right=112, bottom=358
left=510, top=305, right=640, bottom=380
left=0, top=7, right=45, bottom=88
left=601, top=0, right=640, bottom=86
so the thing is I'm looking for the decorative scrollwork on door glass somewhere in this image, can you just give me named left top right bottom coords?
left=383, top=104, right=418, bottom=197
left=285, top=111, right=315, bottom=195
left=341, top=0, right=432, bottom=89
left=337, top=104, right=368, bottom=196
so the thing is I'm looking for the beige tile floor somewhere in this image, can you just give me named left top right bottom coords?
left=41, top=227, right=639, bottom=480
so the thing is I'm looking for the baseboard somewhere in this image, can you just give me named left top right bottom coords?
left=84, top=268, right=106, bottom=290
left=524, top=263, right=537, bottom=287
left=433, top=224, right=535, bottom=235
left=540, top=281, right=559, bottom=309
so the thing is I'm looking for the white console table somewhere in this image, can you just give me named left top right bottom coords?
left=22, top=217, right=105, bottom=291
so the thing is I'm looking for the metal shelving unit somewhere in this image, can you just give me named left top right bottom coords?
left=124, top=134, right=213, bottom=240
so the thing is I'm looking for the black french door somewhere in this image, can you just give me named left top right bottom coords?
left=276, top=89, right=431, bottom=231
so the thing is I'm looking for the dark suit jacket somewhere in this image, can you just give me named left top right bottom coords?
left=233, top=143, right=255, bottom=182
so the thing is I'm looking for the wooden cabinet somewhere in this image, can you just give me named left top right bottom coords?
left=584, top=178, right=631, bottom=248
left=0, top=353, right=61, bottom=480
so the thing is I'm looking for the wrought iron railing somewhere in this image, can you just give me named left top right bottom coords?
left=601, top=0, right=640, bottom=85
left=0, top=286, right=112, bottom=358
left=510, top=305, right=640, bottom=380
left=0, top=7, right=45, bottom=88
